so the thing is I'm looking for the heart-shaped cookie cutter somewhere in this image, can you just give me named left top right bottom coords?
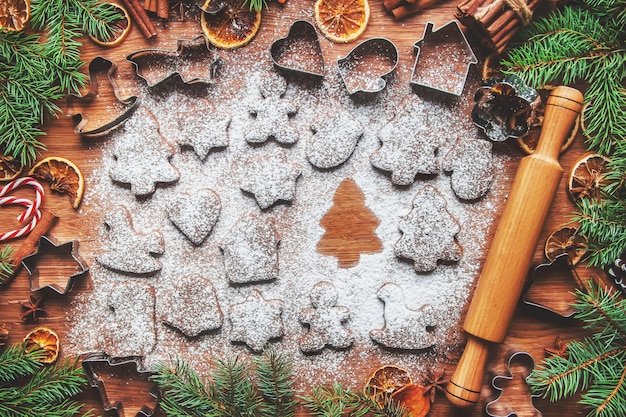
left=270, top=20, right=324, bottom=79
left=127, top=35, right=221, bottom=87
left=337, top=37, right=399, bottom=96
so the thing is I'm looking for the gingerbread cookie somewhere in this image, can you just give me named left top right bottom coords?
left=442, top=138, right=495, bottom=201
left=369, top=283, right=437, bottom=350
left=220, top=212, right=280, bottom=284
left=157, top=274, right=223, bottom=337
left=95, top=205, right=165, bottom=275
left=102, top=281, right=156, bottom=357
left=244, top=72, right=299, bottom=145
left=109, top=107, right=180, bottom=197
left=306, top=110, right=364, bottom=169
left=238, top=150, right=302, bottom=209
left=168, top=188, right=221, bottom=245
left=370, top=95, right=438, bottom=185
left=229, top=289, right=284, bottom=352
left=394, top=185, right=462, bottom=272
left=299, top=281, right=353, bottom=354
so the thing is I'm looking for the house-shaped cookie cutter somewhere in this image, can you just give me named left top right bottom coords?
left=127, top=35, right=221, bottom=87
left=21, top=235, right=89, bottom=295
left=486, top=351, right=542, bottom=417
left=337, top=37, right=399, bottom=96
left=270, top=20, right=325, bottom=79
left=82, top=352, right=161, bottom=417
left=523, top=253, right=585, bottom=318
left=67, top=56, right=140, bottom=137
left=410, top=20, right=477, bottom=96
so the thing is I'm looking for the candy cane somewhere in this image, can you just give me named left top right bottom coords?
left=0, top=177, right=45, bottom=241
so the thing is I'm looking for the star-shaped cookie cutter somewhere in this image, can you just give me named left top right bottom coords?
left=82, top=352, right=160, bottom=417
left=21, top=235, right=89, bottom=294
left=127, top=35, right=221, bottom=87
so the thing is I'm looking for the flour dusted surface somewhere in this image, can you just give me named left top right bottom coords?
left=67, top=24, right=509, bottom=393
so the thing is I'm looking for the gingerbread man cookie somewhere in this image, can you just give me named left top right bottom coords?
left=299, top=281, right=353, bottom=354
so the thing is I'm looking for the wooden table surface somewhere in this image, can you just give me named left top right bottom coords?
left=0, top=1, right=607, bottom=416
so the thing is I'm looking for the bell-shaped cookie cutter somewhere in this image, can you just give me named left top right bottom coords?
left=270, top=20, right=325, bottom=79
left=410, top=20, right=477, bottom=96
left=21, top=235, right=89, bottom=294
left=337, top=37, right=399, bottom=96
left=127, top=35, right=221, bottom=87
left=82, top=352, right=161, bottom=417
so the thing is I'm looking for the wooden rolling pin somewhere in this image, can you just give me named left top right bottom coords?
left=445, top=86, right=584, bottom=407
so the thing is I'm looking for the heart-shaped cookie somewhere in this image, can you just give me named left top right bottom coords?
left=270, top=20, right=324, bottom=78
left=168, top=189, right=221, bottom=245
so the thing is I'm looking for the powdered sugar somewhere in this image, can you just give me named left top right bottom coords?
left=66, top=33, right=509, bottom=393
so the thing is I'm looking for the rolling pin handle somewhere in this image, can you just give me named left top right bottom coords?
left=445, top=335, right=491, bottom=407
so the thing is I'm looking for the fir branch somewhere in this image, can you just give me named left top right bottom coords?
left=211, top=357, right=260, bottom=416
left=0, top=343, right=43, bottom=384
left=244, top=0, right=268, bottom=11
left=0, top=245, right=14, bottom=284
left=254, top=348, right=297, bottom=417
left=528, top=282, right=626, bottom=416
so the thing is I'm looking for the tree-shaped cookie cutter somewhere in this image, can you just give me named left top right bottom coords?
left=82, top=352, right=161, bottom=417
left=410, top=20, right=477, bottom=96
left=270, top=20, right=325, bottom=79
left=21, top=235, right=89, bottom=294
left=66, top=56, right=140, bottom=137
left=337, top=37, right=399, bottom=96
left=127, top=35, right=221, bottom=87
left=486, top=351, right=542, bottom=417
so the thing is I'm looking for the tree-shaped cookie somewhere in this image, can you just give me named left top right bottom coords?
left=299, top=281, right=353, bottom=354
left=369, top=283, right=437, bottom=350
left=109, top=107, right=180, bottom=197
left=95, top=205, right=165, bottom=275
left=395, top=185, right=462, bottom=272
left=317, top=179, right=382, bottom=268
left=229, top=289, right=284, bottom=352
left=220, top=212, right=280, bottom=284
left=244, top=72, right=299, bottom=145
left=370, top=94, right=439, bottom=185
left=239, top=150, right=302, bottom=209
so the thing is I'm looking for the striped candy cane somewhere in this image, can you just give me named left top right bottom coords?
left=0, top=177, right=45, bottom=241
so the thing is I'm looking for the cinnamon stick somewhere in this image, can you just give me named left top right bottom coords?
left=383, top=0, right=405, bottom=11
left=121, top=0, right=157, bottom=38
left=10, top=209, right=59, bottom=273
left=390, top=0, right=446, bottom=19
left=157, top=0, right=169, bottom=19
left=145, top=0, right=157, bottom=13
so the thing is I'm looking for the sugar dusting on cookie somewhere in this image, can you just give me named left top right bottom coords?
left=66, top=35, right=510, bottom=393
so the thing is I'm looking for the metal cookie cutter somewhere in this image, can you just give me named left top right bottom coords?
left=486, top=351, right=542, bottom=417
left=523, top=253, right=585, bottom=318
left=66, top=56, right=140, bottom=138
left=82, top=352, right=160, bottom=417
left=127, top=35, right=221, bottom=87
left=270, top=20, right=324, bottom=79
left=411, top=20, right=477, bottom=96
left=337, top=37, right=399, bottom=96
left=21, top=235, right=89, bottom=295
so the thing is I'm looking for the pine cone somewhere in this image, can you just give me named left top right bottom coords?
left=0, top=323, right=8, bottom=347
left=606, top=254, right=626, bottom=294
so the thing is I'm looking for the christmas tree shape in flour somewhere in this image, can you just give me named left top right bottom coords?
left=317, top=179, right=382, bottom=268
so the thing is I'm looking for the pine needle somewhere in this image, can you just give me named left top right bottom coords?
left=0, top=245, right=14, bottom=285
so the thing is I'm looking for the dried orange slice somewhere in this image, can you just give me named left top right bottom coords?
left=365, top=365, right=413, bottom=399
left=544, top=226, right=588, bottom=265
left=88, top=2, right=131, bottom=47
left=28, top=156, right=84, bottom=209
left=314, top=0, right=370, bottom=43
left=567, top=152, right=611, bottom=202
left=391, top=383, right=431, bottom=417
left=23, top=327, right=60, bottom=363
left=516, top=102, right=579, bottom=155
left=481, top=52, right=503, bottom=81
left=0, top=0, right=30, bottom=31
left=1, top=149, right=23, bottom=181
left=200, top=0, right=261, bottom=49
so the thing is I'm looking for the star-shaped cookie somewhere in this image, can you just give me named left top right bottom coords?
left=229, top=290, right=284, bottom=352
left=239, top=151, right=302, bottom=209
